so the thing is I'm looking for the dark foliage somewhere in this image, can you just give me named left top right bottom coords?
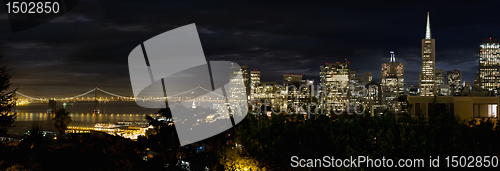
left=0, top=66, right=17, bottom=135
left=237, top=110, right=500, bottom=170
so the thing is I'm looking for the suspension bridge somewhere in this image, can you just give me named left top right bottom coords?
left=13, top=85, right=227, bottom=103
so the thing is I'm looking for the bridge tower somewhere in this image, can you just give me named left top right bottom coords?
left=94, top=87, right=98, bottom=114
left=13, top=90, right=17, bottom=113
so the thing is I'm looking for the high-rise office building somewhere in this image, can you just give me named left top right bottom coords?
left=380, top=51, right=404, bottom=112
left=282, top=74, right=314, bottom=113
left=283, top=74, right=302, bottom=85
left=362, top=72, right=372, bottom=86
left=437, top=85, right=451, bottom=96
left=350, top=71, right=372, bottom=112
left=479, top=38, right=500, bottom=91
left=299, top=79, right=314, bottom=98
left=349, top=71, right=356, bottom=80
left=349, top=71, right=364, bottom=108
left=474, top=72, right=481, bottom=88
left=230, top=65, right=249, bottom=95
left=283, top=73, right=303, bottom=99
left=253, top=81, right=282, bottom=104
left=230, top=65, right=249, bottom=92
left=320, top=62, right=350, bottom=110
left=250, top=70, right=261, bottom=98
left=364, top=81, right=383, bottom=116
left=419, top=12, right=436, bottom=96
left=447, top=69, right=462, bottom=94
left=229, top=65, right=249, bottom=115
left=381, top=51, right=404, bottom=93
left=435, top=69, right=445, bottom=85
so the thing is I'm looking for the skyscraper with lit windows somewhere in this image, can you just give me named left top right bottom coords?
left=479, top=38, right=500, bottom=91
left=283, top=74, right=302, bottom=85
left=250, top=70, right=260, bottom=98
left=381, top=51, right=404, bottom=93
left=419, top=12, right=436, bottom=96
left=380, top=51, right=404, bottom=112
left=435, top=69, right=445, bottom=85
left=230, top=65, right=249, bottom=94
left=320, top=62, right=350, bottom=110
left=447, top=69, right=462, bottom=94
left=229, top=65, right=249, bottom=115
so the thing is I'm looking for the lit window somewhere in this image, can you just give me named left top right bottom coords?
left=489, top=104, right=497, bottom=118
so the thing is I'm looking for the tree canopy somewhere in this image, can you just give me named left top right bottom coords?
left=52, top=108, right=72, bottom=138
left=0, top=66, right=17, bottom=135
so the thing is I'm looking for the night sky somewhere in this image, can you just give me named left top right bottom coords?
left=0, top=0, right=499, bottom=98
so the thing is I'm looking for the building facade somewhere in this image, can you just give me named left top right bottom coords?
left=420, top=12, right=436, bottom=96
left=250, top=70, right=261, bottom=99
left=364, top=81, right=384, bottom=116
left=479, top=38, right=500, bottom=92
left=283, top=74, right=314, bottom=113
left=252, top=81, right=284, bottom=107
left=230, top=65, right=249, bottom=93
left=349, top=71, right=364, bottom=111
left=435, top=69, right=445, bottom=85
left=447, top=69, right=462, bottom=94
left=408, top=96, right=499, bottom=121
left=229, top=65, right=250, bottom=116
left=283, top=74, right=303, bottom=85
left=320, top=62, right=350, bottom=111
left=230, top=65, right=249, bottom=96
left=380, top=51, right=404, bottom=112
left=474, top=73, right=481, bottom=88
left=437, top=84, right=451, bottom=96
left=362, top=72, right=372, bottom=85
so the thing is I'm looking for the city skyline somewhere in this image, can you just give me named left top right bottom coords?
left=2, top=2, right=500, bottom=170
left=1, top=1, right=499, bottom=97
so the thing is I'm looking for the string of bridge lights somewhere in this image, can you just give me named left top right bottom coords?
left=13, top=86, right=225, bottom=101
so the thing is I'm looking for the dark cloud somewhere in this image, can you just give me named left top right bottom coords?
left=0, top=0, right=499, bottom=97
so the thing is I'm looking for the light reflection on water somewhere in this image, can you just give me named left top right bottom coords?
left=10, top=101, right=160, bottom=134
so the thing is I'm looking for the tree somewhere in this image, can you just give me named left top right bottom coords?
left=52, top=108, right=72, bottom=142
left=0, top=66, right=17, bottom=136
left=19, top=123, right=44, bottom=150
left=218, top=147, right=263, bottom=171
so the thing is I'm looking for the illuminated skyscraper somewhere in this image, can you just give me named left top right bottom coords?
left=283, top=74, right=305, bottom=110
left=230, top=65, right=249, bottom=96
left=447, top=69, right=462, bottom=94
left=381, top=51, right=404, bottom=93
left=250, top=70, right=260, bottom=98
left=479, top=38, right=500, bottom=91
left=380, top=51, right=404, bottom=112
left=253, top=81, right=283, bottom=105
left=435, top=69, right=445, bottom=85
left=241, top=66, right=249, bottom=95
left=283, top=74, right=302, bottom=85
left=419, top=12, right=436, bottom=96
left=229, top=65, right=249, bottom=115
left=283, top=73, right=303, bottom=104
left=349, top=71, right=363, bottom=107
left=364, top=81, right=383, bottom=116
left=320, top=62, right=350, bottom=110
